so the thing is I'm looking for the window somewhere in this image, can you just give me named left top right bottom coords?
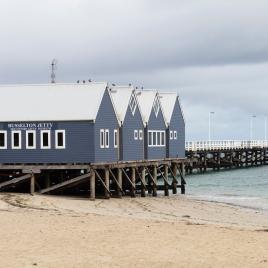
left=26, top=130, right=36, bottom=149
left=55, top=130, right=65, bottom=149
left=170, top=131, right=173, bottom=140
left=174, top=131, right=177, bottom=140
left=0, top=131, right=7, bottom=149
left=153, top=96, right=160, bottom=117
left=148, top=130, right=165, bottom=147
left=114, top=129, right=118, bottom=148
left=41, top=130, right=51, bottom=149
left=129, top=93, right=137, bottom=115
left=11, top=131, right=21, bottom=149
left=100, top=129, right=105, bottom=148
left=134, top=130, right=138, bottom=140
left=105, top=129, right=109, bottom=148
left=139, top=130, right=143, bottom=140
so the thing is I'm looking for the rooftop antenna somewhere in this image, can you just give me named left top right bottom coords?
left=50, top=59, right=57, bottom=83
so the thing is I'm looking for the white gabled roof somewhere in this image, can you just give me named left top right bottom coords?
left=136, top=90, right=158, bottom=124
left=158, top=92, right=177, bottom=125
left=0, top=82, right=108, bottom=122
left=109, top=85, right=135, bottom=123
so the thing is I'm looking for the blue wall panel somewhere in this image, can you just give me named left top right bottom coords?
left=0, top=121, right=94, bottom=163
left=121, top=106, right=144, bottom=161
left=169, top=98, right=185, bottom=158
left=147, top=108, right=167, bottom=160
left=94, top=89, right=119, bottom=163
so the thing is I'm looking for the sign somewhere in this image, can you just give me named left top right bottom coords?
left=7, top=123, right=53, bottom=131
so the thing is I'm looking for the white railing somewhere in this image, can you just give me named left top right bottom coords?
left=185, top=140, right=268, bottom=151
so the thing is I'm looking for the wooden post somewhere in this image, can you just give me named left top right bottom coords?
left=172, top=163, right=177, bottom=194
left=90, top=171, right=95, bottom=200
left=131, top=167, right=136, bottom=198
left=45, top=173, right=50, bottom=189
left=30, top=173, right=35, bottom=195
left=180, top=163, right=185, bottom=194
left=104, top=169, right=110, bottom=199
left=117, top=168, right=122, bottom=198
left=141, top=167, right=146, bottom=197
left=164, top=165, right=169, bottom=196
left=152, top=165, right=157, bottom=197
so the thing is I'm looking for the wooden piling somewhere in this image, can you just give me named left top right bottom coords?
left=164, top=165, right=169, bottom=196
left=117, top=168, right=122, bottom=198
left=104, top=169, right=110, bottom=199
left=172, top=164, right=177, bottom=194
left=90, top=171, right=95, bottom=200
left=131, top=167, right=136, bottom=198
left=141, top=167, right=146, bottom=197
left=30, top=173, right=35, bottom=195
left=152, top=165, right=157, bottom=197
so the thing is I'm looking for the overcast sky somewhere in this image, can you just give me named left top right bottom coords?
left=1, top=0, right=268, bottom=140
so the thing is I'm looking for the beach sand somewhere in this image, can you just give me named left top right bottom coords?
left=0, top=193, right=267, bottom=268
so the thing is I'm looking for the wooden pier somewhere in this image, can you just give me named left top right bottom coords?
left=0, top=159, right=187, bottom=199
left=185, top=140, right=268, bottom=174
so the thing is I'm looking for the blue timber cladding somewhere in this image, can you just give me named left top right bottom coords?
left=147, top=107, right=167, bottom=160
left=94, top=89, right=120, bottom=163
left=0, top=121, right=94, bottom=163
left=121, top=105, right=144, bottom=161
left=169, top=98, right=185, bottom=158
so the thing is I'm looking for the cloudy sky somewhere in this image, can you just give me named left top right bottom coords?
left=1, top=0, right=268, bottom=140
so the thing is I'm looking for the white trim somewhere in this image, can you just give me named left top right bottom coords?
left=170, top=131, right=173, bottom=140
left=148, top=130, right=165, bottom=147
left=100, top=129, right=105, bottom=148
left=55, top=130, right=66, bottom=149
left=11, top=130, right=21, bottom=149
left=105, top=129, right=109, bottom=148
left=174, top=131, right=177, bottom=140
left=114, top=129, right=118, bottom=148
left=134, top=130, right=138, bottom=140
left=139, top=130, right=143, bottom=140
left=0, top=131, right=7, bottom=149
left=26, top=130, right=36, bottom=149
left=40, top=130, right=51, bottom=149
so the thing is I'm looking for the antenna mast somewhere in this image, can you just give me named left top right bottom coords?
left=50, top=59, right=57, bottom=83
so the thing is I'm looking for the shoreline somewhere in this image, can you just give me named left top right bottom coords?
left=0, top=193, right=268, bottom=267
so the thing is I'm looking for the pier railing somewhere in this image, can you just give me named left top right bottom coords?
left=186, top=140, right=268, bottom=151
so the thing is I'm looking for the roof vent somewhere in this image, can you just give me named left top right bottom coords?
left=112, top=83, right=116, bottom=86
left=77, top=80, right=80, bottom=83
left=83, top=80, right=86, bottom=84
left=129, top=83, right=132, bottom=86
left=88, top=79, right=92, bottom=82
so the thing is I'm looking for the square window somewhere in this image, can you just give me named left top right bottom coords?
left=170, top=131, right=173, bottom=140
left=12, top=131, right=21, bottom=149
left=100, top=129, right=105, bottom=148
left=41, top=130, right=51, bottom=149
left=134, top=130, right=138, bottom=140
left=105, top=129, right=109, bottom=148
left=114, top=129, right=118, bottom=148
left=55, top=130, right=65, bottom=149
left=26, top=130, right=36, bottom=149
left=174, top=131, right=177, bottom=140
left=0, top=131, right=7, bottom=149
left=139, top=130, right=143, bottom=140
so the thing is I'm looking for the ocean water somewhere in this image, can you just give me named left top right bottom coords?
left=185, top=166, right=268, bottom=211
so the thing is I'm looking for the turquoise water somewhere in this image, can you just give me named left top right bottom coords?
left=185, top=166, right=268, bottom=211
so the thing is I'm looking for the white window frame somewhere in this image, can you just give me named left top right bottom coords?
left=139, top=130, right=143, bottom=140
left=170, top=131, right=173, bottom=140
left=55, top=130, right=66, bottom=149
left=148, top=130, right=166, bottom=147
left=174, top=131, right=177, bottom=140
left=134, top=130, right=138, bottom=140
left=11, top=130, right=21, bottom=149
left=40, top=130, right=51, bottom=149
left=100, top=129, right=105, bottom=148
left=0, top=131, right=7, bottom=149
left=105, top=129, right=109, bottom=148
left=26, top=130, right=36, bottom=149
left=114, top=129, right=118, bottom=148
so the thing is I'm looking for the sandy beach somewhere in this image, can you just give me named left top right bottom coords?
left=0, top=193, right=267, bottom=268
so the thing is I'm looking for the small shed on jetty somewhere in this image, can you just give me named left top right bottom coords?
left=159, top=92, right=185, bottom=158
left=136, top=90, right=167, bottom=160
left=109, top=86, right=144, bottom=161
left=0, top=83, right=120, bottom=163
